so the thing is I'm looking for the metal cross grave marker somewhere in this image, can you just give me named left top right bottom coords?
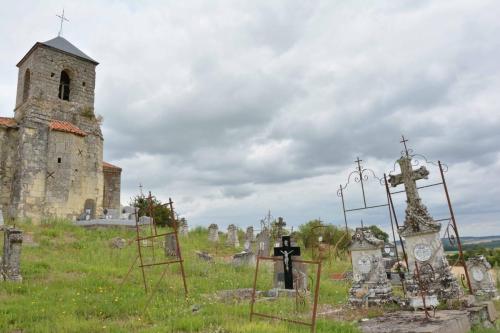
left=273, top=235, right=301, bottom=289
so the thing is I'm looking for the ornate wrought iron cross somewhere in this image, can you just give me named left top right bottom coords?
left=273, top=236, right=300, bottom=289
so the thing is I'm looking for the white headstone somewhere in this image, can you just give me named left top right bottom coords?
left=0, top=209, right=4, bottom=226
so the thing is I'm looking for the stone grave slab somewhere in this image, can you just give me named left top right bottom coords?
left=359, top=310, right=471, bottom=333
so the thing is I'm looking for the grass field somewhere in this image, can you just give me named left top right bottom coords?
left=0, top=220, right=362, bottom=332
left=0, top=220, right=498, bottom=332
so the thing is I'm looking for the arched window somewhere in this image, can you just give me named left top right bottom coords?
left=22, top=69, right=30, bottom=102
left=58, top=70, right=71, bottom=101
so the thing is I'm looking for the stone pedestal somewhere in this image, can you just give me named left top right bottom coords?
left=348, top=228, right=392, bottom=306
left=2, top=227, right=23, bottom=282
left=402, top=228, right=460, bottom=304
left=208, top=224, right=219, bottom=242
left=466, top=256, right=497, bottom=300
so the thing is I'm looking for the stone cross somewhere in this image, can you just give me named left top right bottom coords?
left=388, top=156, right=429, bottom=206
left=273, top=235, right=301, bottom=289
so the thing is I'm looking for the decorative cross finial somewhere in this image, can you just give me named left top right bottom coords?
left=354, top=157, right=363, bottom=171
left=56, top=9, right=69, bottom=37
left=400, top=135, right=410, bottom=157
left=139, top=183, right=143, bottom=196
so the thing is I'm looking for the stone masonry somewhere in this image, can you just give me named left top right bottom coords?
left=0, top=36, right=121, bottom=221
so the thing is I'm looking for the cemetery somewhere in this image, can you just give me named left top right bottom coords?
left=0, top=137, right=499, bottom=333
left=0, top=5, right=499, bottom=332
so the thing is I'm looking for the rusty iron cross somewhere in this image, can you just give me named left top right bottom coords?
left=56, top=9, right=69, bottom=37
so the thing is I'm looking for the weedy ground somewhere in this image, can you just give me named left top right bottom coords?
left=0, top=220, right=498, bottom=332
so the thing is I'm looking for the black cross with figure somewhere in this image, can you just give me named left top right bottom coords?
left=273, top=235, right=301, bottom=289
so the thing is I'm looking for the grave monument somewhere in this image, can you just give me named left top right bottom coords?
left=466, top=256, right=497, bottom=300
left=1, top=226, right=23, bottom=282
left=208, top=224, right=219, bottom=242
left=348, top=227, right=392, bottom=306
left=226, top=224, right=240, bottom=247
left=389, top=153, right=460, bottom=306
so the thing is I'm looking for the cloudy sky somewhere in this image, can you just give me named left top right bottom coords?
left=1, top=0, right=499, bottom=237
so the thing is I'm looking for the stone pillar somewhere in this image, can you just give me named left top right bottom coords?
left=226, top=224, right=239, bottom=247
left=208, top=224, right=219, bottom=242
left=348, top=228, right=392, bottom=306
left=2, top=227, right=23, bottom=282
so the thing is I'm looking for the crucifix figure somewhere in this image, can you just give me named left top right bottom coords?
left=56, top=9, right=69, bottom=37
left=274, top=235, right=301, bottom=289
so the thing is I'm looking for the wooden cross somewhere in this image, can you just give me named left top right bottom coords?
left=273, top=235, right=301, bottom=289
left=56, top=9, right=69, bottom=37
left=388, top=155, right=429, bottom=206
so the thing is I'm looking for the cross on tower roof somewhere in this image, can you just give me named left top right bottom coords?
left=56, top=9, right=69, bottom=37
left=400, top=135, right=410, bottom=157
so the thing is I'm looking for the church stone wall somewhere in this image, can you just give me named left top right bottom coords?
left=44, top=130, right=103, bottom=220
left=0, top=127, right=19, bottom=212
left=103, top=168, right=121, bottom=210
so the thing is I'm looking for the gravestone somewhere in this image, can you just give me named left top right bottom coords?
left=389, top=155, right=459, bottom=306
left=208, top=224, right=219, bottom=242
left=138, top=216, right=152, bottom=225
left=233, top=251, right=256, bottom=267
left=245, top=226, right=254, bottom=242
left=83, top=199, right=96, bottom=220
left=226, top=224, right=239, bottom=247
left=165, top=233, right=178, bottom=257
left=179, top=220, right=189, bottom=237
left=273, top=236, right=305, bottom=290
left=121, top=206, right=136, bottom=220
left=104, top=208, right=120, bottom=220
left=256, top=228, right=270, bottom=256
left=0, top=209, right=4, bottom=227
left=348, top=227, right=392, bottom=306
left=2, top=227, right=23, bottom=282
left=466, top=255, right=497, bottom=300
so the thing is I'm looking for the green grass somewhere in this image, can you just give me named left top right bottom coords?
left=0, top=221, right=360, bottom=333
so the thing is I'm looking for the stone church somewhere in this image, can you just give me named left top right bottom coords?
left=0, top=36, right=121, bottom=221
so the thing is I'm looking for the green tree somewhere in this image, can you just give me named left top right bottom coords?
left=367, top=225, right=389, bottom=243
left=129, top=194, right=175, bottom=228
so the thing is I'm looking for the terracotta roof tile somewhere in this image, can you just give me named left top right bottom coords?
left=49, top=120, right=87, bottom=137
left=0, top=117, right=17, bottom=128
left=103, top=161, right=122, bottom=171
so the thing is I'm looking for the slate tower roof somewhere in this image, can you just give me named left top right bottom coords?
left=17, top=36, right=98, bottom=66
